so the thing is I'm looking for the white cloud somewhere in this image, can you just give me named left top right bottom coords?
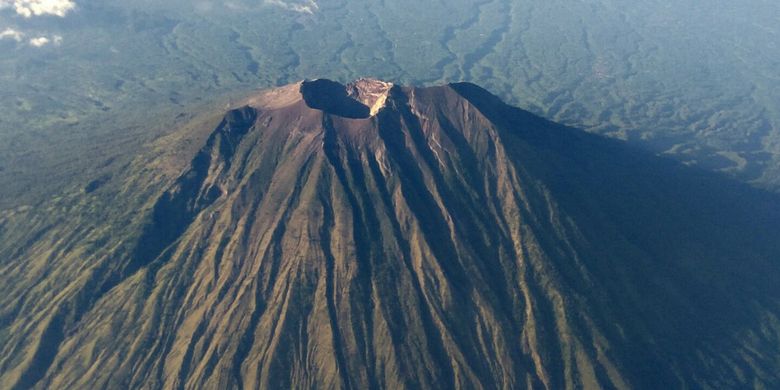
left=28, top=34, right=60, bottom=46
left=193, top=1, right=319, bottom=15
left=223, top=1, right=244, bottom=11
left=264, top=0, right=318, bottom=14
left=28, top=35, right=48, bottom=46
left=0, top=27, right=62, bottom=46
left=0, top=0, right=76, bottom=18
left=0, top=27, right=23, bottom=41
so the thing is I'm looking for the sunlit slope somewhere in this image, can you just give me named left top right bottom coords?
left=1, top=80, right=779, bottom=389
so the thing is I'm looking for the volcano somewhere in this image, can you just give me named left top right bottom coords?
left=1, top=79, right=780, bottom=389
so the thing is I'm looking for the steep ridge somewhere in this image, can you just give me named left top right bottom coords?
left=1, top=79, right=779, bottom=389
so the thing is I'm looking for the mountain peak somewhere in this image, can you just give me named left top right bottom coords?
left=346, top=78, right=394, bottom=116
left=298, top=78, right=393, bottom=118
left=8, top=79, right=779, bottom=389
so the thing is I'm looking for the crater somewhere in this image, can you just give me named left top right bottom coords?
left=347, top=78, right=394, bottom=116
left=300, top=78, right=393, bottom=119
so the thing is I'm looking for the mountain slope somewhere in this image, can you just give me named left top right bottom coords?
left=1, top=79, right=780, bottom=389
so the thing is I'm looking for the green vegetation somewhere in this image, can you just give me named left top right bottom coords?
left=2, top=0, right=780, bottom=209
left=1, top=1, right=779, bottom=387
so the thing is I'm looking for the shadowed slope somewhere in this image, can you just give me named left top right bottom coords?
left=1, top=80, right=779, bottom=389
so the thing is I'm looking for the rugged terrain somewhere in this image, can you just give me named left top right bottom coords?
left=4, top=0, right=780, bottom=210
left=1, top=79, right=780, bottom=389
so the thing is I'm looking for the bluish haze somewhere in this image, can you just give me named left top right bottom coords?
left=1, top=0, right=779, bottom=203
